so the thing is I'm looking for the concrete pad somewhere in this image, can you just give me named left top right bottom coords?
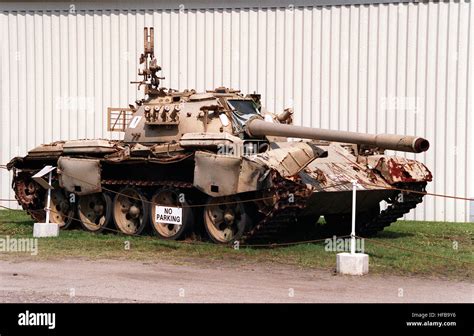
left=336, top=252, right=369, bottom=275
left=33, top=223, right=59, bottom=238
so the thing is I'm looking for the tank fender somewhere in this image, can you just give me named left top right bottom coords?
left=193, top=152, right=269, bottom=196
left=246, top=142, right=327, bottom=177
left=193, top=142, right=327, bottom=197
left=57, top=157, right=102, bottom=195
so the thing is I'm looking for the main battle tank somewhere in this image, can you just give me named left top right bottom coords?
left=7, top=28, right=432, bottom=244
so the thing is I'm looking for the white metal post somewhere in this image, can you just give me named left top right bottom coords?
left=351, top=180, right=357, bottom=254
left=336, top=179, right=369, bottom=275
left=45, top=170, right=52, bottom=225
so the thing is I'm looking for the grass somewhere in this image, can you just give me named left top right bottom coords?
left=0, top=210, right=472, bottom=281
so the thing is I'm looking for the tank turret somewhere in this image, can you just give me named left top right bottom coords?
left=124, top=28, right=430, bottom=155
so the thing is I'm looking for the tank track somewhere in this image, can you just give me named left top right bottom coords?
left=106, top=177, right=303, bottom=244
left=93, top=178, right=428, bottom=242
left=11, top=172, right=46, bottom=222
left=241, top=181, right=427, bottom=243
left=102, top=179, right=193, bottom=189
left=357, top=182, right=426, bottom=236
left=241, top=172, right=309, bottom=244
left=242, top=209, right=300, bottom=244
left=11, top=169, right=426, bottom=244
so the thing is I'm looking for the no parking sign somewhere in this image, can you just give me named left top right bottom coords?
left=155, top=206, right=182, bottom=226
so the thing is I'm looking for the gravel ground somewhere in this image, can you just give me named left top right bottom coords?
left=0, top=258, right=472, bottom=303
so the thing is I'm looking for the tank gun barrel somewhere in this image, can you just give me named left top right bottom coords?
left=246, top=118, right=429, bottom=153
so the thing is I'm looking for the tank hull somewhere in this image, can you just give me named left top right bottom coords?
left=7, top=137, right=431, bottom=243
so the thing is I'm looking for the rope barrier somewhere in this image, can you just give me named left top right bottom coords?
left=361, top=181, right=474, bottom=202
left=1, top=162, right=473, bottom=255
left=1, top=198, right=472, bottom=265
left=238, top=235, right=352, bottom=248
left=38, top=206, right=350, bottom=248
left=1, top=204, right=351, bottom=248
left=4, top=205, right=220, bottom=246
left=3, top=202, right=471, bottom=265
left=357, top=235, right=474, bottom=266
left=0, top=205, right=18, bottom=211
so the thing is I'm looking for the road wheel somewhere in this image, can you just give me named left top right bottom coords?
left=78, top=193, right=112, bottom=233
left=48, top=189, right=75, bottom=229
left=150, top=188, right=194, bottom=240
left=203, top=196, right=250, bottom=244
left=113, top=187, right=149, bottom=235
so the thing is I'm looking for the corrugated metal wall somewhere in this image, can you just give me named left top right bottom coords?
left=1, top=1, right=473, bottom=222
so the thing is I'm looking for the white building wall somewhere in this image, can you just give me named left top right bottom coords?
left=1, top=1, right=473, bottom=222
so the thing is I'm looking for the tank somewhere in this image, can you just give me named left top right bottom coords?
left=7, top=27, right=432, bottom=244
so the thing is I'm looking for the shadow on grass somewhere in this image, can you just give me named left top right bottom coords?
left=0, top=212, right=422, bottom=245
left=0, top=219, right=34, bottom=227
left=273, top=223, right=416, bottom=247
left=375, top=230, right=415, bottom=239
left=0, top=210, right=35, bottom=230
